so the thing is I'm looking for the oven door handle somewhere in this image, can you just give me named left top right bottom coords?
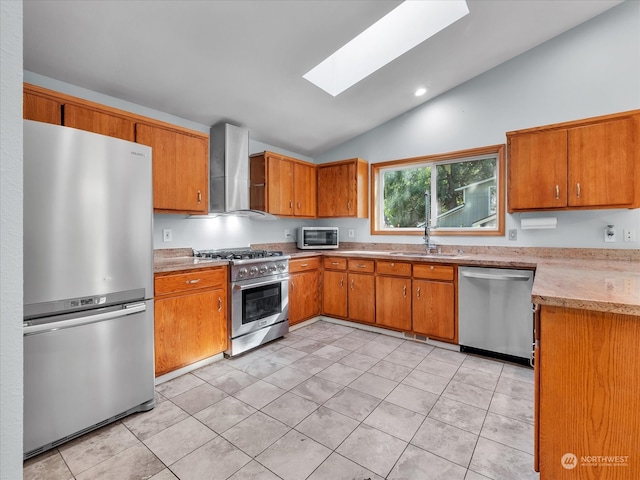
left=233, top=278, right=286, bottom=291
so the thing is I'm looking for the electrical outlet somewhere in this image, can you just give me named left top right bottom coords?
left=623, top=228, right=636, bottom=242
left=162, top=229, right=172, bottom=242
left=348, top=228, right=355, bottom=238
left=508, top=229, right=517, bottom=241
left=284, top=229, right=290, bottom=239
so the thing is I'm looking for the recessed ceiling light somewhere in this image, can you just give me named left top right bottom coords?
left=303, top=0, right=469, bottom=97
left=414, top=87, right=427, bottom=97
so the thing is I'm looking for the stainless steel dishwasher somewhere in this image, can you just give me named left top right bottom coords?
left=458, top=266, right=534, bottom=365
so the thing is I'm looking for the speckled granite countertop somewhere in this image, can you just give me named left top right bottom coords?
left=155, top=245, right=640, bottom=315
left=154, top=248, right=228, bottom=273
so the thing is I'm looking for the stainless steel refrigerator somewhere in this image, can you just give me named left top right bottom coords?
left=23, top=120, right=156, bottom=459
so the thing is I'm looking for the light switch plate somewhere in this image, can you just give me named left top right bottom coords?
left=162, top=229, right=172, bottom=242
left=508, top=229, right=517, bottom=241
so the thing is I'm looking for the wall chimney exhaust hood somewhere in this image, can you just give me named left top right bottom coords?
left=191, top=123, right=274, bottom=219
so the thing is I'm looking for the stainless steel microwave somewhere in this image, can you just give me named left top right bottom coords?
left=297, top=227, right=339, bottom=249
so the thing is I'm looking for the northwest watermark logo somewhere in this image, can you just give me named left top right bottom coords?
left=562, top=453, right=630, bottom=469
left=561, top=453, right=578, bottom=470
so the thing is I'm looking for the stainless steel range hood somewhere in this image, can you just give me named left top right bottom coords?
left=201, top=123, right=274, bottom=219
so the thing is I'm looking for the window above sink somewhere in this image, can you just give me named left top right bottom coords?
left=371, top=144, right=505, bottom=237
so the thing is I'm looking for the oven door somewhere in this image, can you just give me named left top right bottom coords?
left=231, top=274, right=289, bottom=338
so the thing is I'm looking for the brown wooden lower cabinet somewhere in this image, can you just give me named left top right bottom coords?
left=412, top=280, right=455, bottom=341
left=536, top=305, right=640, bottom=479
left=322, top=270, right=347, bottom=318
left=289, top=257, right=321, bottom=326
left=154, top=267, right=227, bottom=376
left=348, top=272, right=375, bottom=324
left=375, top=276, right=411, bottom=331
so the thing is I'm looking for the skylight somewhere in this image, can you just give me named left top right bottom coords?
left=303, top=0, right=469, bottom=97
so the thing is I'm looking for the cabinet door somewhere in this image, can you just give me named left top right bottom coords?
left=267, top=156, right=294, bottom=215
left=294, top=162, right=317, bottom=217
left=568, top=117, right=636, bottom=207
left=317, top=163, right=355, bottom=217
left=23, top=92, right=61, bottom=125
left=508, top=130, right=568, bottom=211
left=322, top=270, right=347, bottom=318
left=64, top=104, right=135, bottom=141
left=375, top=276, right=411, bottom=330
left=154, top=288, right=227, bottom=376
left=412, top=280, right=455, bottom=341
left=348, top=273, right=375, bottom=324
left=136, top=124, right=208, bottom=214
left=290, top=270, right=320, bottom=325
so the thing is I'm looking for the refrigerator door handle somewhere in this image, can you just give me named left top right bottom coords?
left=23, top=303, right=146, bottom=335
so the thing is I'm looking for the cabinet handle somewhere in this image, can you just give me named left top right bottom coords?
left=417, top=287, right=421, bottom=298
left=555, top=184, right=559, bottom=200
left=430, top=265, right=434, bottom=270
left=391, top=262, right=395, bottom=267
left=340, top=278, right=344, bottom=288
left=576, top=183, right=581, bottom=198
left=301, top=263, right=309, bottom=267
left=351, top=279, right=355, bottom=290
left=218, top=297, right=222, bottom=312
left=297, top=201, right=301, bottom=209
left=356, top=264, right=366, bottom=268
left=290, top=281, right=294, bottom=291
left=347, top=200, right=351, bottom=211
left=332, top=262, right=340, bottom=266
left=289, top=200, right=293, bottom=209
left=403, top=285, right=407, bottom=297
left=197, top=190, right=202, bottom=203
left=186, top=279, right=201, bottom=284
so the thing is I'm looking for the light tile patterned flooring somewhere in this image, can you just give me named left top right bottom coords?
left=24, top=320, right=540, bottom=480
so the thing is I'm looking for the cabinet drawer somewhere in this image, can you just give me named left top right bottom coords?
left=323, top=257, right=347, bottom=270
left=155, top=268, right=227, bottom=296
left=376, top=261, right=411, bottom=277
left=348, top=259, right=375, bottom=273
left=290, top=256, right=320, bottom=273
left=413, top=264, right=454, bottom=281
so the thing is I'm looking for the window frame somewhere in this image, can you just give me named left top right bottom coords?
left=370, top=144, right=505, bottom=236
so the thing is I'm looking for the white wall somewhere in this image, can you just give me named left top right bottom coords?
left=0, top=1, right=23, bottom=478
left=316, top=1, right=640, bottom=249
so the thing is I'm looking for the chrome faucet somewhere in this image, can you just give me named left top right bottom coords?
left=424, top=191, right=437, bottom=253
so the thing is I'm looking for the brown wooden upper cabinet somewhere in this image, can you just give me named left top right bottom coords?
left=24, top=84, right=211, bottom=215
left=136, top=124, right=208, bottom=215
left=250, top=151, right=317, bottom=217
left=23, top=91, right=62, bottom=125
left=507, top=110, right=639, bottom=212
left=64, top=104, right=135, bottom=142
left=317, top=158, right=368, bottom=218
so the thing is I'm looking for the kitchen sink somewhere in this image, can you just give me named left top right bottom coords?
left=387, top=251, right=467, bottom=259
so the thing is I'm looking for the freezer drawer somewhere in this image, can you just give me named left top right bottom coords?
left=23, top=301, right=155, bottom=457
left=458, top=267, right=534, bottom=362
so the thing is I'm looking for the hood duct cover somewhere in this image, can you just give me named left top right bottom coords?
left=208, top=123, right=273, bottom=218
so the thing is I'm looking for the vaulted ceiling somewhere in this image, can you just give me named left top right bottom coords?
left=23, top=0, right=622, bottom=156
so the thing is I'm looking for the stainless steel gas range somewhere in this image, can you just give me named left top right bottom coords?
left=194, top=249, right=290, bottom=356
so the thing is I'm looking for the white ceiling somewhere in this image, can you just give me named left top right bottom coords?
left=23, top=0, right=622, bottom=157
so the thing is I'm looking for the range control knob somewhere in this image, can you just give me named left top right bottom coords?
left=249, top=266, right=259, bottom=276
left=259, top=265, right=268, bottom=274
left=238, top=267, right=248, bottom=278
left=277, top=262, right=287, bottom=272
left=268, top=264, right=277, bottom=273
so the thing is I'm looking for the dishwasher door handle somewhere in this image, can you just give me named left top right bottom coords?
left=461, top=271, right=531, bottom=281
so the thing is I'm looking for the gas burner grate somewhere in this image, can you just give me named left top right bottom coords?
left=194, top=249, right=284, bottom=260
